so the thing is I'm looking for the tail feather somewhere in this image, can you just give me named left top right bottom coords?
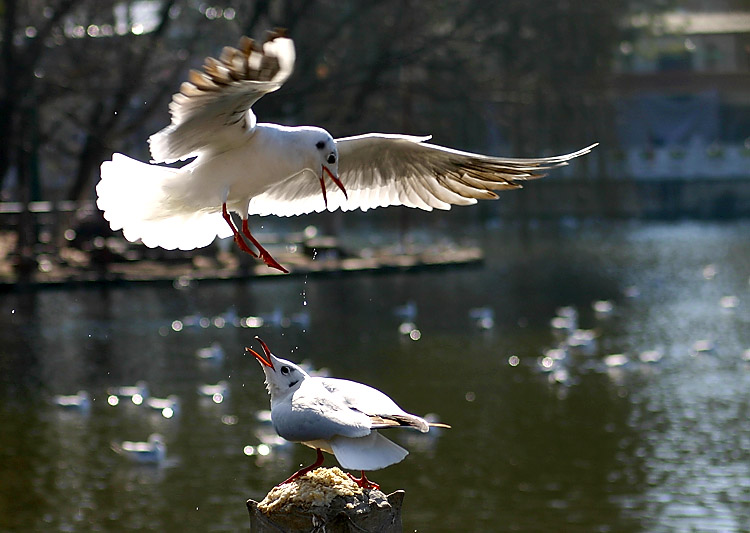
left=329, top=431, right=408, bottom=471
left=97, top=154, right=231, bottom=250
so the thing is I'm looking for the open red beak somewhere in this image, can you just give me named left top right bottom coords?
left=245, top=336, right=274, bottom=369
left=319, top=165, right=348, bottom=209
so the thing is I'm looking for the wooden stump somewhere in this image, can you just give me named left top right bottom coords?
left=247, top=467, right=404, bottom=532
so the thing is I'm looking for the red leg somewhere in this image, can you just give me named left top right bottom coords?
left=221, top=203, right=258, bottom=258
left=277, top=448, right=324, bottom=486
left=241, top=218, right=289, bottom=274
left=347, top=470, right=379, bottom=490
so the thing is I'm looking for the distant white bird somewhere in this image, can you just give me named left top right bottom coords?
left=393, top=301, right=418, bottom=322
left=247, top=337, right=448, bottom=488
left=111, top=433, right=166, bottom=464
left=145, top=395, right=181, bottom=418
left=567, top=329, right=598, bottom=356
left=592, top=300, right=615, bottom=317
left=107, top=381, right=149, bottom=406
left=52, top=390, right=91, bottom=412
left=97, top=30, right=597, bottom=273
left=198, top=381, right=229, bottom=404
left=603, top=353, right=629, bottom=368
left=196, top=341, right=225, bottom=362
left=468, top=307, right=495, bottom=329
left=691, top=339, right=715, bottom=355
left=639, top=349, right=664, bottom=364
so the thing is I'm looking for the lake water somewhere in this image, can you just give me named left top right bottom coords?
left=1, top=219, right=749, bottom=532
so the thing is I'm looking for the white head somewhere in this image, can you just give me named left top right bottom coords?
left=296, top=127, right=347, bottom=208
left=246, top=337, right=309, bottom=400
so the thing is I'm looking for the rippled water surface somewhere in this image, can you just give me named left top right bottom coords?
left=1, top=220, right=749, bottom=532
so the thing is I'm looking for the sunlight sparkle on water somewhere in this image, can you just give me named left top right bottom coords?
left=243, top=444, right=271, bottom=456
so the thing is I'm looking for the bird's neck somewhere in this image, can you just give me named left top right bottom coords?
left=269, top=381, right=303, bottom=406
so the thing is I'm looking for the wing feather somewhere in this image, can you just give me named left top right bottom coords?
left=148, top=30, right=295, bottom=163
left=247, top=134, right=597, bottom=217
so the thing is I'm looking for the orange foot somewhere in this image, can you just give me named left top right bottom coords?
left=348, top=471, right=379, bottom=490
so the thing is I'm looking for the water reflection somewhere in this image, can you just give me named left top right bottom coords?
left=0, top=220, right=748, bottom=532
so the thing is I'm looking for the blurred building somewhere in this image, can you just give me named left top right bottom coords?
left=611, top=4, right=750, bottom=178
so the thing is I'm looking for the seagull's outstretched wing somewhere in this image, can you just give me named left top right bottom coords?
left=248, top=135, right=597, bottom=216
left=148, top=30, right=295, bottom=163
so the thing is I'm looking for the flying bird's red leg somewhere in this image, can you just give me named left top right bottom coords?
left=221, top=203, right=258, bottom=258
left=347, top=470, right=379, bottom=490
left=277, top=448, right=325, bottom=486
left=240, top=218, right=289, bottom=274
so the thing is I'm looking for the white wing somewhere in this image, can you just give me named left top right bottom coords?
left=248, top=135, right=597, bottom=216
left=274, top=381, right=374, bottom=442
left=148, top=30, right=295, bottom=163
left=318, top=378, right=429, bottom=433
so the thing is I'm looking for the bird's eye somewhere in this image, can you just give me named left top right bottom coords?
left=327, top=153, right=336, bottom=164
left=316, top=141, right=325, bottom=150
left=280, top=366, right=290, bottom=375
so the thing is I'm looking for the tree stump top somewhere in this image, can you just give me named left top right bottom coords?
left=247, top=467, right=404, bottom=532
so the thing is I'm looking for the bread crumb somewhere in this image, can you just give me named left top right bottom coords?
left=258, top=467, right=364, bottom=514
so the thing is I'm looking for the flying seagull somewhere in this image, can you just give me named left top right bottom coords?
left=97, top=29, right=596, bottom=273
left=247, top=336, right=449, bottom=489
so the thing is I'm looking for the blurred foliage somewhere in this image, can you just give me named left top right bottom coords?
left=1, top=0, right=629, bottom=204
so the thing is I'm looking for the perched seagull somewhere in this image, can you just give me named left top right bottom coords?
left=97, top=29, right=596, bottom=273
left=247, top=336, right=449, bottom=489
left=111, top=433, right=166, bottom=464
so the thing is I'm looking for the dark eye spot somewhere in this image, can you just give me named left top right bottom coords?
left=316, top=141, right=325, bottom=150
left=281, top=366, right=290, bottom=375
left=327, top=153, right=336, bottom=164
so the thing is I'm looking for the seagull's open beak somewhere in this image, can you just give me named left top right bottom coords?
left=245, top=336, right=274, bottom=369
left=319, top=165, right=348, bottom=209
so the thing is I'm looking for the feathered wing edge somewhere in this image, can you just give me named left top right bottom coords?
left=247, top=137, right=598, bottom=217
left=370, top=414, right=452, bottom=432
left=368, top=412, right=452, bottom=433
left=148, top=29, right=295, bottom=163
left=329, top=410, right=450, bottom=470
